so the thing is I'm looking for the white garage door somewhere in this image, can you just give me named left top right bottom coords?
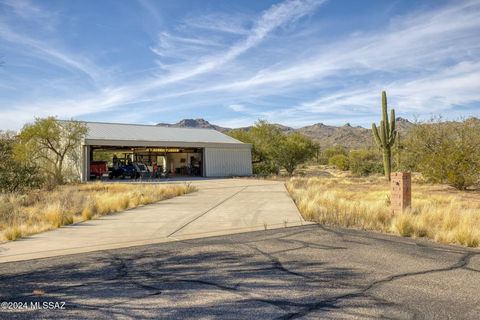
left=204, top=147, right=252, bottom=177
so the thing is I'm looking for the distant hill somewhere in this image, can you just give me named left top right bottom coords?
left=157, top=118, right=229, bottom=132
left=296, top=123, right=372, bottom=149
left=156, top=117, right=415, bottom=149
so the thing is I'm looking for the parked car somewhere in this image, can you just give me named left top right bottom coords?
left=90, top=161, right=108, bottom=179
left=108, top=163, right=138, bottom=179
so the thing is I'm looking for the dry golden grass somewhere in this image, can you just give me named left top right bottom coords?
left=0, top=182, right=196, bottom=242
left=286, top=175, right=480, bottom=247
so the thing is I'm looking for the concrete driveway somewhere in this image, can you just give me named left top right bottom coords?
left=0, top=225, right=479, bottom=319
left=0, top=179, right=306, bottom=263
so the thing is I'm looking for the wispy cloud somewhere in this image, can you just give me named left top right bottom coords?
left=0, top=1, right=102, bottom=82
left=211, top=1, right=480, bottom=92
left=77, top=0, right=326, bottom=112
left=146, top=0, right=326, bottom=87
left=181, top=12, right=251, bottom=35
left=1, top=0, right=58, bottom=29
left=228, top=104, right=248, bottom=112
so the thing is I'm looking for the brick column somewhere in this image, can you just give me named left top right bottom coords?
left=390, top=172, right=411, bottom=214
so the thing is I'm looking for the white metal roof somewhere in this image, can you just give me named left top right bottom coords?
left=84, top=121, right=244, bottom=145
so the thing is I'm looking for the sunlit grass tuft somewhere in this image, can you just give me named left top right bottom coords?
left=3, top=226, right=22, bottom=241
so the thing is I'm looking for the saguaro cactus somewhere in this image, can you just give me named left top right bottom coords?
left=372, top=91, right=397, bottom=181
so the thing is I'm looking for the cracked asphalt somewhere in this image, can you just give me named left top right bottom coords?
left=1, top=224, right=479, bottom=319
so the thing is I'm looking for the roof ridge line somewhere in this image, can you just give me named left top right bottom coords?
left=61, top=119, right=221, bottom=131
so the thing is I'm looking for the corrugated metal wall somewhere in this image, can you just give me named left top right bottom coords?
left=204, top=147, right=252, bottom=177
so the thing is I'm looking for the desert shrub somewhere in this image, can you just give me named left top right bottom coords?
left=328, top=154, right=350, bottom=170
left=318, top=145, right=348, bottom=165
left=348, top=149, right=383, bottom=176
left=81, top=205, right=95, bottom=220
left=3, top=227, right=22, bottom=241
left=391, top=213, right=414, bottom=237
left=0, top=199, right=15, bottom=227
left=253, top=162, right=279, bottom=176
left=404, top=118, right=480, bottom=190
left=43, top=203, right=74, bottom=227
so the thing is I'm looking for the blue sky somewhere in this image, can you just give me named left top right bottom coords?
left=0, top=0, right=479, bottom=130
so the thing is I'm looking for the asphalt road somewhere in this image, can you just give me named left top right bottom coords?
left=0, top=225, right=479, bottom=319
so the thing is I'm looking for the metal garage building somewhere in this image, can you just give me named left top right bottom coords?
left=80, top=122, right=252, bottom=181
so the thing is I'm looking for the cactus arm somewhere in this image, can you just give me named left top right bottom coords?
left=372, top=123, right=382, bottom=147
left=390, top=109, right=396, bottom=136
left=382, top=91, right=389, bottom=134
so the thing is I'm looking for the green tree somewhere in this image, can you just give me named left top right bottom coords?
left=229, top=121, right=282, bottom=175
left=249, top=120, right=283, bottom=160
left=0, top=131, right=42, bottom=193
left=372, top=91, right=397, bottom=180
left=15, top=117, right=88, bottom=185
left=228, top=129, right=263, bottom=164
left=404, top=118, right=480, bottom=190
left=229, top=121, right=316, bottom=176
left=273, top=133, right=316, bottom=176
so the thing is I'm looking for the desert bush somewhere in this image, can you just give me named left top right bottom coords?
left=404, top=118, right=480, bottom=190
left=81, top=205, right=95, bottom=220
left=318, top=145, right=348, bottom=165
left=391, top=213, right=414, bottom=237
left=253, top=161, right=279, bottom=176
left=328, top=154, right=350, bottom=170
left=287, top=176, right=480, bottom=247
left=348, top=149, right=383, bottom=176
left=3, top=227, right=22, bottom=241
left=0, top=199, right=15, bottom=227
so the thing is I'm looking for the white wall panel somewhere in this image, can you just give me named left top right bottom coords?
left=204, top=148, right=252, bottom=177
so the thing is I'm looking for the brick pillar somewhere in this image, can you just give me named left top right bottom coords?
left=390, top=172, right=411, bottom=214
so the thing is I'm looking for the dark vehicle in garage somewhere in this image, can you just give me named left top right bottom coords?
left=108, top=163, right=138, bottom=179
left=133, top=162, right=149, bottom=179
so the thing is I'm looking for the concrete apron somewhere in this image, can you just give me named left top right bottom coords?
left=0, top=179, right=310, bottom=263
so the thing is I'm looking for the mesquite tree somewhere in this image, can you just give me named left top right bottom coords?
left=372, top=91, right=397, bottom=181
left=15, top=117, right=88, bottom=185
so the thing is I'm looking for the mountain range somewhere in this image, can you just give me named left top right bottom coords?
left=157, top=118, right=415, bottom=149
